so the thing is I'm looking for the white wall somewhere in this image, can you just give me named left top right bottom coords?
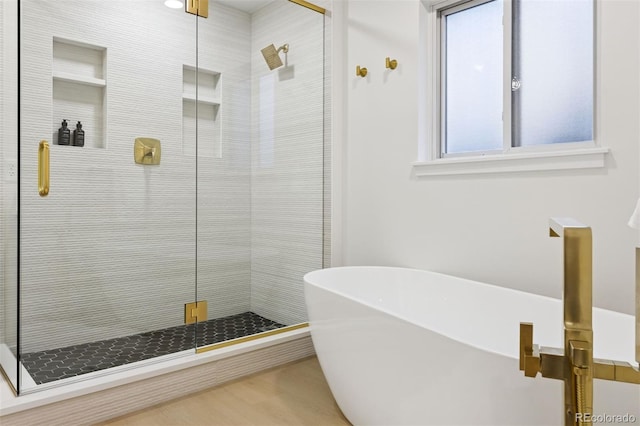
left=342, top=0, right=639, bottom=315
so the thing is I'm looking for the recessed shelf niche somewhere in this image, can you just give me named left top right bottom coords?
left=52, top=38, right=106, bottom=149
left=182, top=65, right=222, bottom=158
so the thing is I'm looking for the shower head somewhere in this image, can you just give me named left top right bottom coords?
left=261, top=43, right=289, bottom=70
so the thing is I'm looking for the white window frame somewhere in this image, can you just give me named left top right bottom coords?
left=414, top=0, right=608, bottom=177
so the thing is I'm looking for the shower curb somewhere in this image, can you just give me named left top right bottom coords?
left=0, top=332, right=314, bottom=426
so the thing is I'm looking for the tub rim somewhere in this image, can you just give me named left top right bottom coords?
left=304, top=265, right=635, bottom=362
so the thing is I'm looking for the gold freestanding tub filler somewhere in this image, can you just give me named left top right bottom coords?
left=519, top=218, right=640, bottom=426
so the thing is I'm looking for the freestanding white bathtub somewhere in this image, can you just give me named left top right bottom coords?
left=304, top=266, right=640, bottom=426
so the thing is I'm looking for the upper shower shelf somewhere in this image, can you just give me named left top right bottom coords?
left=181, top=92, right=220, bottom=106
left=182, top=65, right=222, bottom=158
left=182, top=65, right=221, bottom=102
left=53, top=71, right=106, bottom=87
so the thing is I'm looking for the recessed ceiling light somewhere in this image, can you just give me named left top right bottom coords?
left=164, top=0, right=184, bottom=9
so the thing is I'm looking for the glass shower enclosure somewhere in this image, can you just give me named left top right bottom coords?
left=0, top=0, right=328, bottom=395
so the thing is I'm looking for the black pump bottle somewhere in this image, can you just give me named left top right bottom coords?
left=73, top=121, right=85, bottom=147
left=58, top=119, right=70, bottom=145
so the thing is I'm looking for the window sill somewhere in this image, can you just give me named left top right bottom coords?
left=412, top=147, right=609, bottom=177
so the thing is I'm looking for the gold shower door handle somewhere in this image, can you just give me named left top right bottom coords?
left=38, top=140, right=50, bottom=196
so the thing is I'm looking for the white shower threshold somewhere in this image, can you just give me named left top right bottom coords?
left=0, top=328, right=314, bottom=425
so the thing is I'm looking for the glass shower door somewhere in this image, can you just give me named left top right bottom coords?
left=14, top=0, right=200, bottom=393
left=194, top=0, right=327, bottom=351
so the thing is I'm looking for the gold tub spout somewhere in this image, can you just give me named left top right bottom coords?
left=519, top=218, right=639, bottom=426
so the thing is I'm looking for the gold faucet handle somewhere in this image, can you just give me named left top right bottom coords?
left=520, top=322, right=541, bottom=377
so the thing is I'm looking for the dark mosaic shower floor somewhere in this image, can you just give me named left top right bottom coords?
left=21, top=312, right=285, bottom=385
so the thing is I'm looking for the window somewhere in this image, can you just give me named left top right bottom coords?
left=444, top=0, right=503, bottom=154
left=415, top=0, right=606, bottom=176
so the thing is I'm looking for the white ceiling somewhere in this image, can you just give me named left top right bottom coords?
left=213, top=0, right=274, bottom=14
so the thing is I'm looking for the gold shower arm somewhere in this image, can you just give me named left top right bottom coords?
left=277, top=43, right=289, bottom=54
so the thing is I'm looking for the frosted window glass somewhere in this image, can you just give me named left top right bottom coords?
left=445, top=0, right=503, bottom=154
left=513, top=0, right=593, bottom=146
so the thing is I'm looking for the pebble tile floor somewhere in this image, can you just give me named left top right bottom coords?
left=20, top=312, right=285, bottom=385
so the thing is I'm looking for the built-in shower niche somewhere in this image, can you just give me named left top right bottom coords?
left=182, top=65, right=222, bottom=158
left=52, top=38, right=106, bottom=149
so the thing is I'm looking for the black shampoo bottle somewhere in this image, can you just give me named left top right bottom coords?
left=73, top=121, right=85, bottom=147
left=58, top=120, right=70, bottom=145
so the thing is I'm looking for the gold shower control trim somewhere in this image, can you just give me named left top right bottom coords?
left=196, top=322, right=309, bottom=354
left=38, top=140, right=50, bottom=197
left=288, top=0, right=326, bottom=14
left=134, top=138, right=161, bottom=165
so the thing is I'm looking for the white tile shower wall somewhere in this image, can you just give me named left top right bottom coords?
left=19, top=1, right=252, bottom=353
left=250, top=1, right=326, bottom=325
